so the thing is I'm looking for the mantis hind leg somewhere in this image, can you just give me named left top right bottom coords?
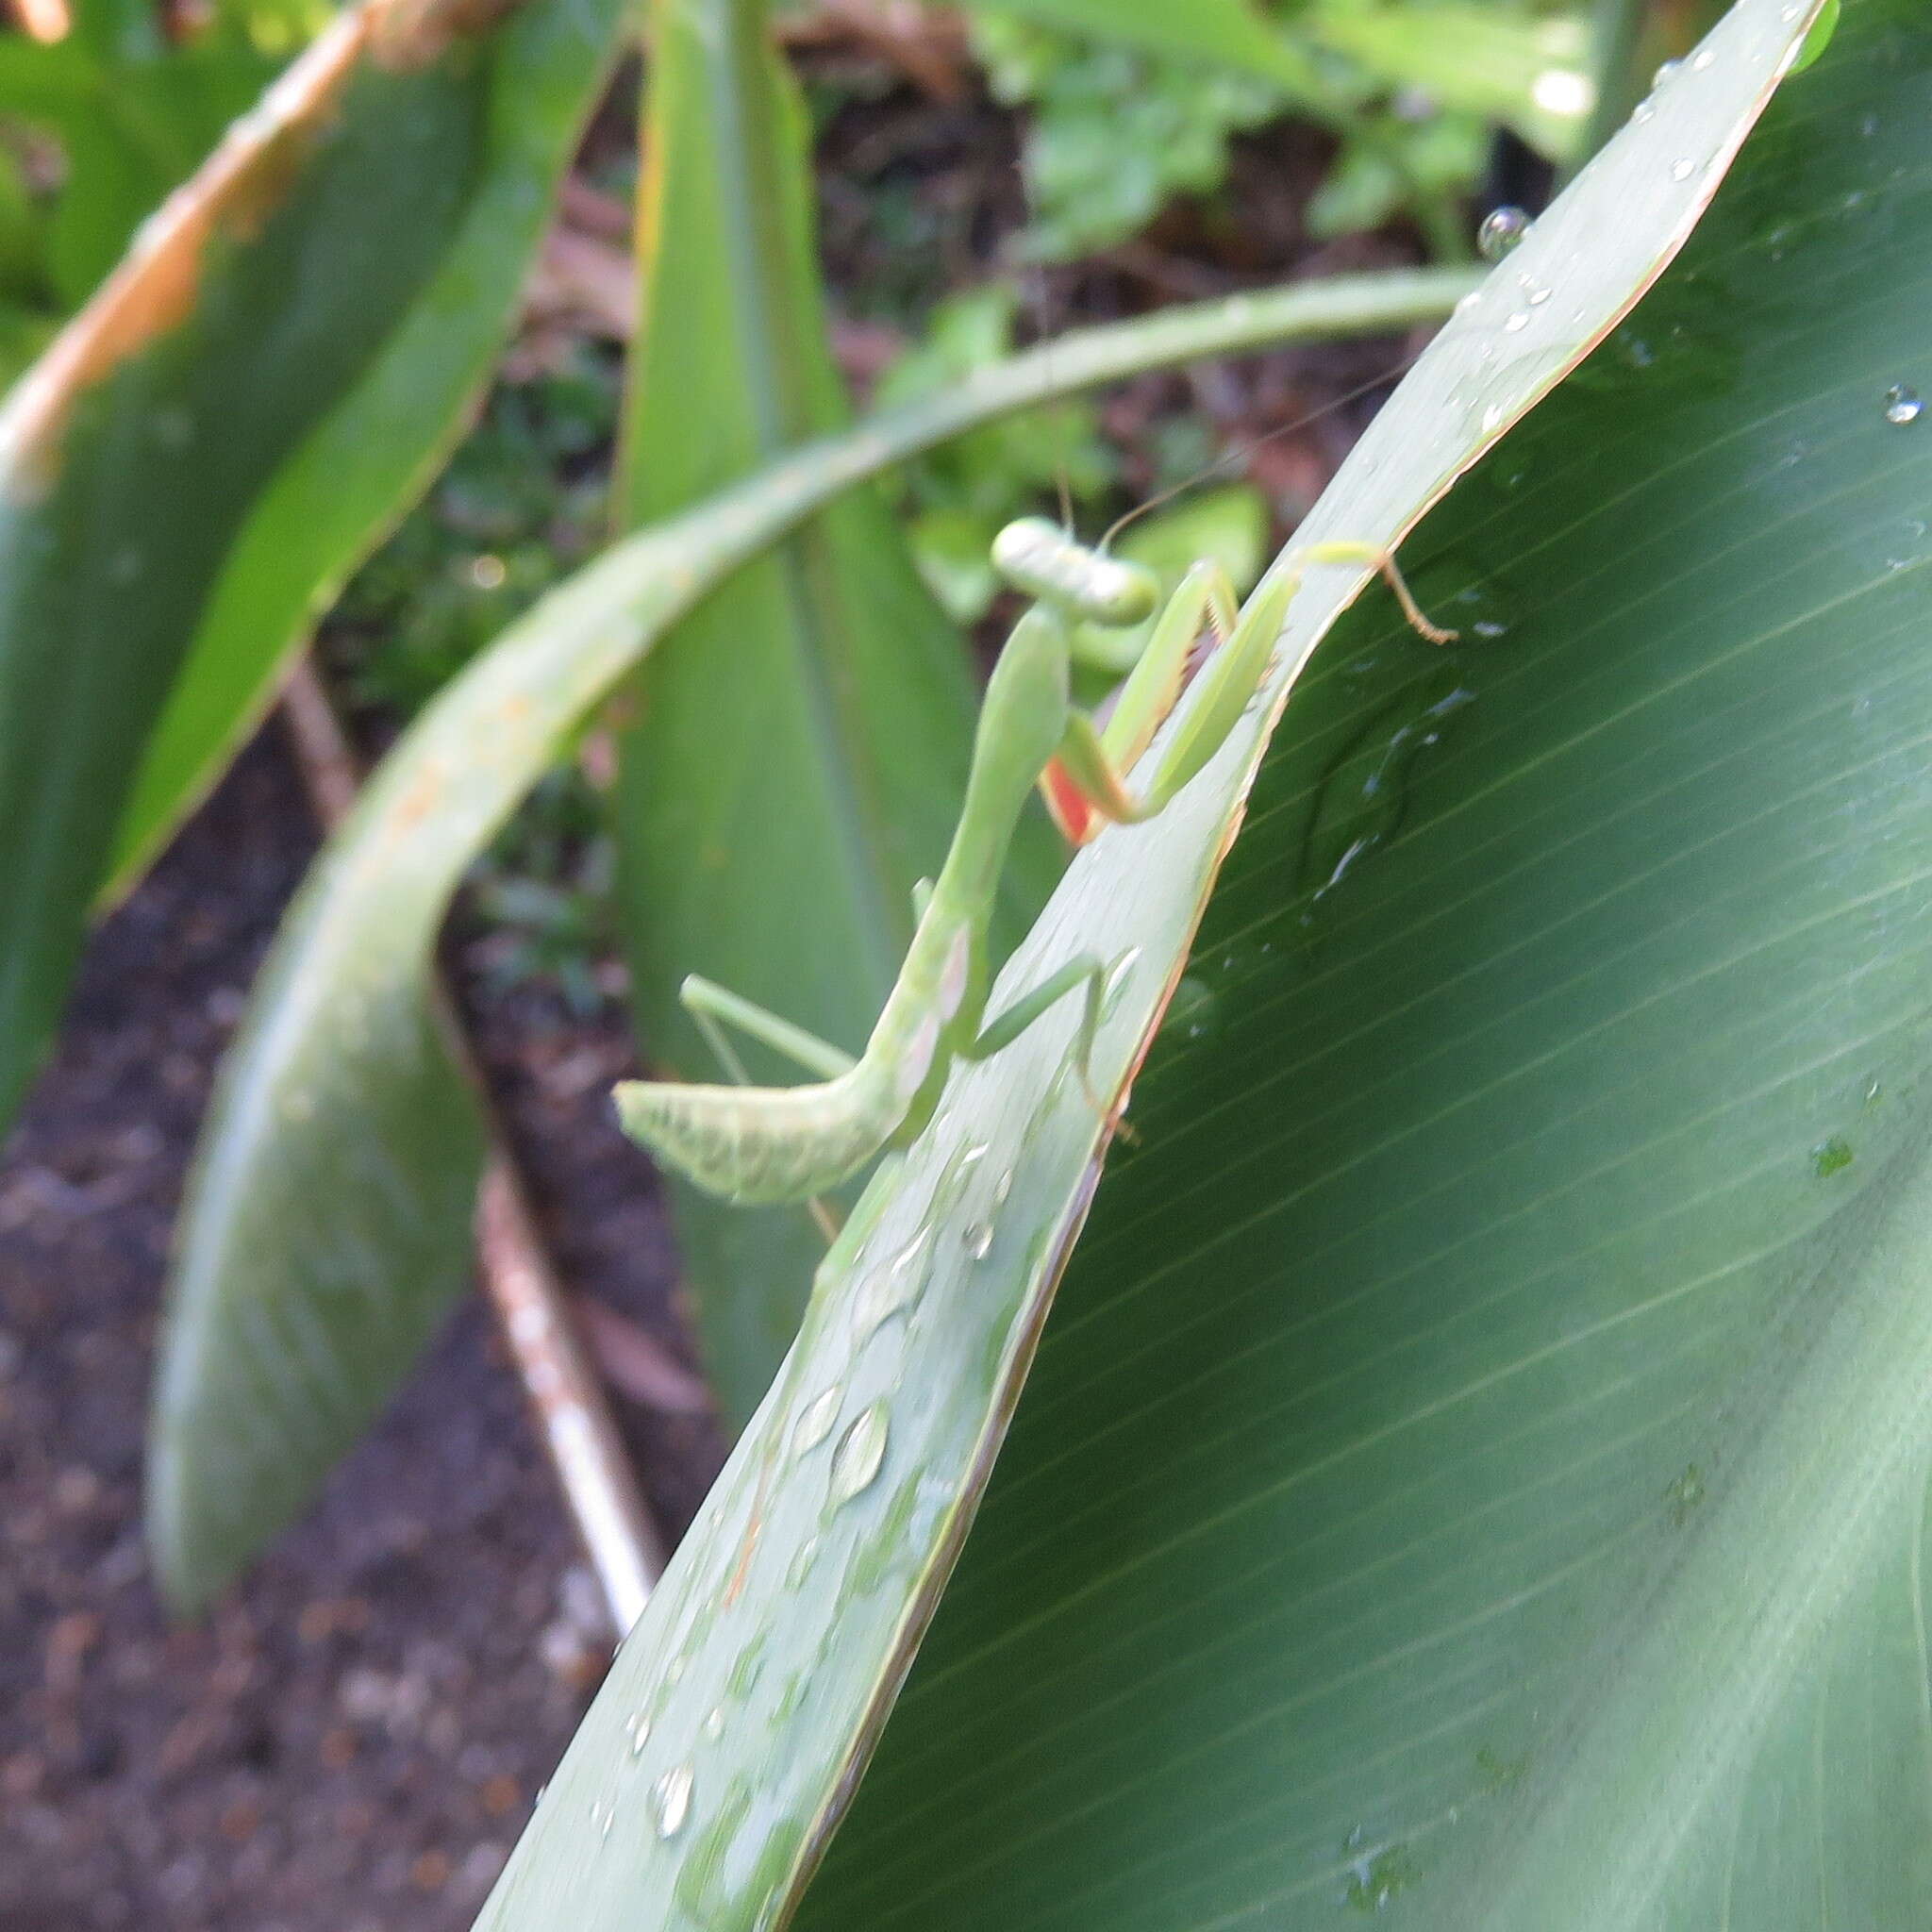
left=678, top=974, right=852, bottom=1243
left=964, top=953, right=1118, bottom=1124
left=679, top=974, right=858, bottom=1081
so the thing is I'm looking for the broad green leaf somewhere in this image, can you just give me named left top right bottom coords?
left=610, top=0, right=1059, bottom=1424
left=1308, top=5, right=1594, bottom=158
left=101, top=0, right=625, bottom=901
left=0, top=0, right=620, bottom=1138
left=955, top=0, right=1321, bottom=91
left=468, top=5, right=1823, bottom=1925
left=0, top=0, right=280, bottom=308
left=145, top=259, right=1475, bottom=1609
left=803, top=8, right=1932, bottom=1931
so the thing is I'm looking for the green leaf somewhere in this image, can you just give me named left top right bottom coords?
left=801, top=8, right=1932, bottom=1928
left=0, top=0, right=625, bottom=1140
left=145, top=259, right=1474, bottom=1609
left=1307, top=4, right=1595, bottom=160
left=956, top=0, right=1319, bottom=91
left=101, top=0, right=626, bottom=901
left=609, top=0, right=1059, bottom=1424
left=0, top=5, right=461, bottom=1132
left=467, top=6, right=1826, bottom=1925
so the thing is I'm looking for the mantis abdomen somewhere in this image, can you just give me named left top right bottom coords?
left=614, top=1054, right=911, bottom=1204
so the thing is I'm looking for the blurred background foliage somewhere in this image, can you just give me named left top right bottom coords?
left=0, top=0, right=1595, bottom=653
left=0, top=0, right=1610, bottom=1007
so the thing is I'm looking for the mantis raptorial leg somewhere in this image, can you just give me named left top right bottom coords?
left=614, top=521, right=1454, bottom=1205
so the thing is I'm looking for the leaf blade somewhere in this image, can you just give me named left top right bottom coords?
left=800, top=8, right=1932, bottom=1929
left=0, top=0, right=619, bottom=1136
left=101, top=0, right=625, bottom=903
left=609, top=0, right=1058, bottom=1421
left=467, top=6, right=1823, bottom=1924
left=145, top=265, right=1475, bottom=1607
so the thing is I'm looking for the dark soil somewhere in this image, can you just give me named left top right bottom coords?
left=0, top=733, right=723, bottom=1932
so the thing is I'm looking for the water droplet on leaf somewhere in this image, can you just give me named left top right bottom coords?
left=828, top=1405, right=889, bottom=1505
left=1811, top=1135, right=1854, bottom=1177
left=651, top=1763, right=693, bottom=1839
left=852, top=1230, right=931, bottom=1336
left=791, top=1386, right=841, bottom=1457
left=1476, top=206, right=1531, bottom=261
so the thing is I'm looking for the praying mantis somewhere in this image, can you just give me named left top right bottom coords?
left=613, top=519, right=1454, bottom=1206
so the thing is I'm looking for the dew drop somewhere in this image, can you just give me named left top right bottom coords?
left=1670, top=158, right=1696, bottom=182
left=961, top=1168, right=1011, bottom=1263
left=1811, top=1135, right=1854, bottom=1177
left=787, top=1534, right=821, bottom=1590
left=852, top=1228, right=932, bottom=1336
left=1653, top=57, right=1682, bottom=86
left=1344, top=1842, right=1420, bottom=1910
left=1475, top=206, right=1531, bottom=261
left=1299, top=682, right=1476, bottom=898
left=1502, top=310, right=1530, bottom=334
left=1525, top=285, right=1552, bottom=307
left=703, top=1707, right=724, bottom=1742
left=1883, top=384, right=1924, bottom=425
left=1664, top=1462, right=1706, bottom=1525
left=651, top=1763, right=693, bottom=1839
left=791, top=1386, right=841, bottom=1457
left=1102, top=946, right=1141, bottom=1010
left=625, top=1713, right=652, bottom=1757
left=1162, top=975, right=1221, bottom=1044
left=828, top=1404, right=889, bottom=1505
left=1690, top=46, right=1715, bottom=71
